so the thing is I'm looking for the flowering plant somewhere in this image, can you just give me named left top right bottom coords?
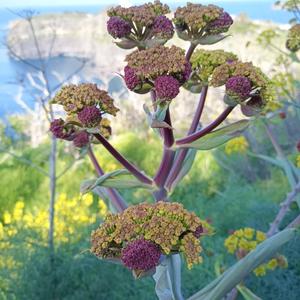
left=49, top=1, right=300, bottom=299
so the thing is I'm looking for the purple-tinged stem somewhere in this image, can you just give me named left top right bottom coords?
left=154, top=148, right=175, bottom=187
left=165, top=86, right=208, bottom=189
left=186, top=43, right=197, bottom=61
left=93, top=133, right=153, bottom=185
left=176, top=106, right=234, bottom=145
left=151, top=92, right=175, bottom=198
left=87, top=145, right=127, bottom=212
left=162, top=108, right=175, bottom=148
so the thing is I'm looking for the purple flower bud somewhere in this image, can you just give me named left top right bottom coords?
left=241, top=95, right=264, bottom=116
left=154, top=75, right=180, bottom=100
left=121, top=239, right=161, bottom=271
left=50, top=119, right=74, bottom=140
left=107, top=16, right=131, bottom=39
left=152, top=15, right=174, bottom=39
left=77, top=106, right=102, bottom=127
left=225, top=76, right=252, bottom=102
left=208, top=12, right=233, bottom=34
left=193, top=225, right=204, bottom=238
left=73, top=131, right=89, bottom=148
left=182, top=61, right=192, bottom=82
left=124, top=66, right=141, bottom=90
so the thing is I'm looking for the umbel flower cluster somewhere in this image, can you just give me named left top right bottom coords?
left=107, top=1, right=174, bottom=49
left=211, top=61, right=275, bottom=115
left=173, top=3, right=233, bottom=43
left=286, top=24, right=300, bottom=52
left=91, top=202, right=211, bottom=271
left=185, top=49, right=238, bottom=92
left=224, top=228, right=288, bottom=277
left=50, top=83, right=118, bottom=147
left=124, top=45, right=191, bottom=100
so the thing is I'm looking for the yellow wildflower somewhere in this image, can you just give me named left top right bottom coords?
left=224, top=235, right=238, bottom=254
left=244, top=227, right=254, bottom=239
left=225, top=136, right=249, bottom=155
left=256, top=230, right=266, bottom=242
left=267, top=259, right=278, bottom=270
left=0, top=222, right=4, bottom=238
left=3, top=212, right=11, bottom=225
left=254, top=265, right=267, bottom=276
left=82, top=194, right=93, bottom=207
left=234, top=229, right=244, bottom=238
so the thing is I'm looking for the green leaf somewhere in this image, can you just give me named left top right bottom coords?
left=188, top=228, right=297, bottom=300
left=153, top=255, right=184, bottom=300
left=177, top=120, right=250, bottom=151
left=153, top=258, right=175, bottom=300
left=114, top=38, right=137, bottom=49
left=196, top=34, right=230, bottom=45
left=80, top=169, right=154, bottom=193
left=237, top=285, right=262, bottom=300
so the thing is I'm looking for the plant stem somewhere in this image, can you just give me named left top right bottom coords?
left=186, top=43, right=197, bottom=61
left=176, top=106, right=234, bottom=145
left=152, top=96, right=175, bottom=198
left=93, top=133, right=153, bottom=185
left=48, top=136, right=57, bottom=255
left=287, top=213, right=300, bottom=229
left=153, top=148, right=175, bottom=188
left=165, top=86, right=208, bottom=189
left=162, top=108, right=175, bottom=148
left=263, top=121, right=285, bottom=159
left=267, top=181, right=300, bottom=236
left=87, top=144, right=127, bottom=212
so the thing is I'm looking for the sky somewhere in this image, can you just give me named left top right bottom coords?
left=0, top=0, right=273, bottom=8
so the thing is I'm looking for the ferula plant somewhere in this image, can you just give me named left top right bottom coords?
left=49, top=1, right=299, bottom=299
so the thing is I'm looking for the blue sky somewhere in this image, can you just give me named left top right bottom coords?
left=0, top=0, right=273, bottom=8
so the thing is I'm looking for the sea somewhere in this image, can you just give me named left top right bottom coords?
left=0, top=1, right=292, bottom=118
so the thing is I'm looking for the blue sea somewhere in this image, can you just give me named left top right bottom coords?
left=0, top=1, right=292, bottom=118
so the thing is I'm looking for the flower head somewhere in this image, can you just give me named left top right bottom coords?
left=152, top=15, right=174, bottom=39
left=125, top=45, right=188, bottom=87
left=286, top=24, right=300, bottom=52
left=108, top=1, right=170, bottom=27
left=107, top=16, right=131, bottom=39
left=50, top=119, right=74, bottom=140
left=190, top=49, right=238, bottom=85
left=121, top=239, right=161, bottom=271
left=174, top=3, right=232, bottom=42
left=91, top=201, right=211, bottom=270
left=77, top=106, right=102, bottom=127
left=212, top=61, right=274, bottom=111
left=73, top=131, right=89, bottom=148
left=51, top=83, right=119, bottom=116
left=124, top=66, right=141, bottom=91
left=225, top=75, right=252, bottom=102
left=207, top=12, right=233, bottom=34
left=154, top=75, right=180, bottom=101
